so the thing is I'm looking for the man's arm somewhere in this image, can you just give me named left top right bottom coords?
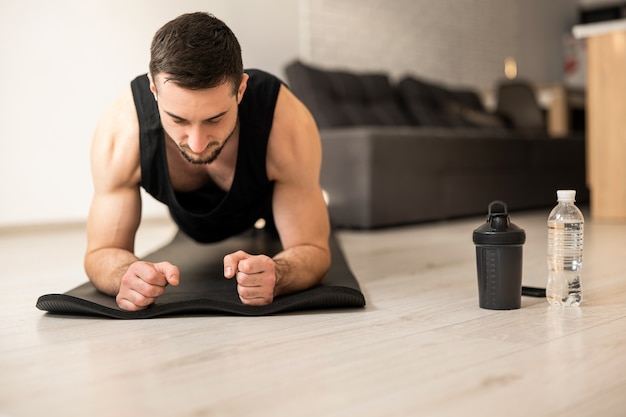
left=224, top=85, right=331, bottom=305
left=269, top=85, right=331, bottom=294
left=84, top=88, right=179, bottom=310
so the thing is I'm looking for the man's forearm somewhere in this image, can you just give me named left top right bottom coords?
left=272, top=244, right=331, bottom=296
left=84, top=248, right=139, bottom=296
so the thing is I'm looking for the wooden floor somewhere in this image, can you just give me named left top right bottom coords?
left=1, top=208, right=625, bottom=417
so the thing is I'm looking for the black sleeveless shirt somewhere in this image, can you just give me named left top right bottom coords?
left=130, top=70, right=282, bottom=243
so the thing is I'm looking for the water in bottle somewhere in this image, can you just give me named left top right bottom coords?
left=546, top=190, right=584, bottom=306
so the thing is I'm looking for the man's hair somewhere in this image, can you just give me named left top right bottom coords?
left=149, top=12, right=243, bottom=93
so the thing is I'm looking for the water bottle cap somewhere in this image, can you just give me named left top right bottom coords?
left=472, top=200, right=526, bottom=245
left=557, top=190, right=576, bottom=202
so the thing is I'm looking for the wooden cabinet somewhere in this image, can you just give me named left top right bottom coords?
left=575, top=20, right=626, bottom=221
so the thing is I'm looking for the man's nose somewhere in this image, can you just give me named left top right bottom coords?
left=187, top=125, right=209, bottom=153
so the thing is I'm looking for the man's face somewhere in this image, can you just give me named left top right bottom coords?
left=150, top=73, right=247, bottom=164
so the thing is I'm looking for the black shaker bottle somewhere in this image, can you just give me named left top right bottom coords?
left=472, top=201, right=526, bottom=310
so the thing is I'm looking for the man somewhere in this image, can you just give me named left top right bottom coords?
left=84, top=12, right=330, bottom=311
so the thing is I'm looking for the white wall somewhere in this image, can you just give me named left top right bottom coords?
left=0, top=0, right=595, bottom=227
left=302, top=0, right=580, bottom=89
left=0, top=0, right=299, bottom=227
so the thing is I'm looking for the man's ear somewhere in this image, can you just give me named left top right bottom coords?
left=147, top=73, right=158, bottom=101
left=236, top=73, right=249, bottom=104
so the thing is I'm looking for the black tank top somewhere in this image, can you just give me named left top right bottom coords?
left=130, top=70, right=282, bottom=243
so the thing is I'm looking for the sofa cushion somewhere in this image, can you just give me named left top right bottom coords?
left=397, top=77, right=465, bottom=126
left=398, top=76, right=506, bottom=129
left=453, top=89, right=487, bottom=111
left=360, top=74, right=412, bottom=125
left=286, top=60, right=411, bottom=127
left=446, top=100, right=508, bottom=128
left=285, top=61, right=352, bottom=127
left=326, top=71, right=386, bottom=125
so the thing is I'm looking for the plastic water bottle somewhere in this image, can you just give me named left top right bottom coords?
left=546, top=190, right=584, bottom=306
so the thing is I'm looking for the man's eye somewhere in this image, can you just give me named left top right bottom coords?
left=173, top=118, right=188, bottom=125
left=205, top=118, right=221, bottom=125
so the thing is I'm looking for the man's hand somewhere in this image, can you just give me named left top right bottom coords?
left=116, top=261, right=180, bottom=311
left=223, top=251, right=277, bottom=306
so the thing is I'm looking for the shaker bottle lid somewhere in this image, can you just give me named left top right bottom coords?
left=472, top=200, right=526, bottom=245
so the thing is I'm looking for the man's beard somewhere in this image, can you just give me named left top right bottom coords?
left=177, top=120, right=238, bottom=165
left=179, top=140, right=226, bottom=165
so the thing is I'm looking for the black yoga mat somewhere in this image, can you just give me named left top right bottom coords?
left=36, top=229, right=365, bottom=319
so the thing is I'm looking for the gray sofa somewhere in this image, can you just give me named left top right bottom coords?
left=285, top=60, right=588, bottom=229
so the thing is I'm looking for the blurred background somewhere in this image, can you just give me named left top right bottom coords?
left=0, top=0, right=617, bottom=227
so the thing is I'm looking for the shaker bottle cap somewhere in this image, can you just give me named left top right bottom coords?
left=472, top=200, right=526, bottom=245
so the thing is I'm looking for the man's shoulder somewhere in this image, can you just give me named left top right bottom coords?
left=266, top=81, right=320, bottom=183
left=98, top=85, right=139, bottom=139
left=244, top=69, right=284, bottom=84
left=243, top=69, right=285, bottom=100
left=92, top=85, right=141, bottom=180
left=130, top=73, right=151, bottom=99
left=239, top=70, right=284, bottom=131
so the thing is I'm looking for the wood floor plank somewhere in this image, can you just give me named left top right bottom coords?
left=1, top=209, right=625, bottom=416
